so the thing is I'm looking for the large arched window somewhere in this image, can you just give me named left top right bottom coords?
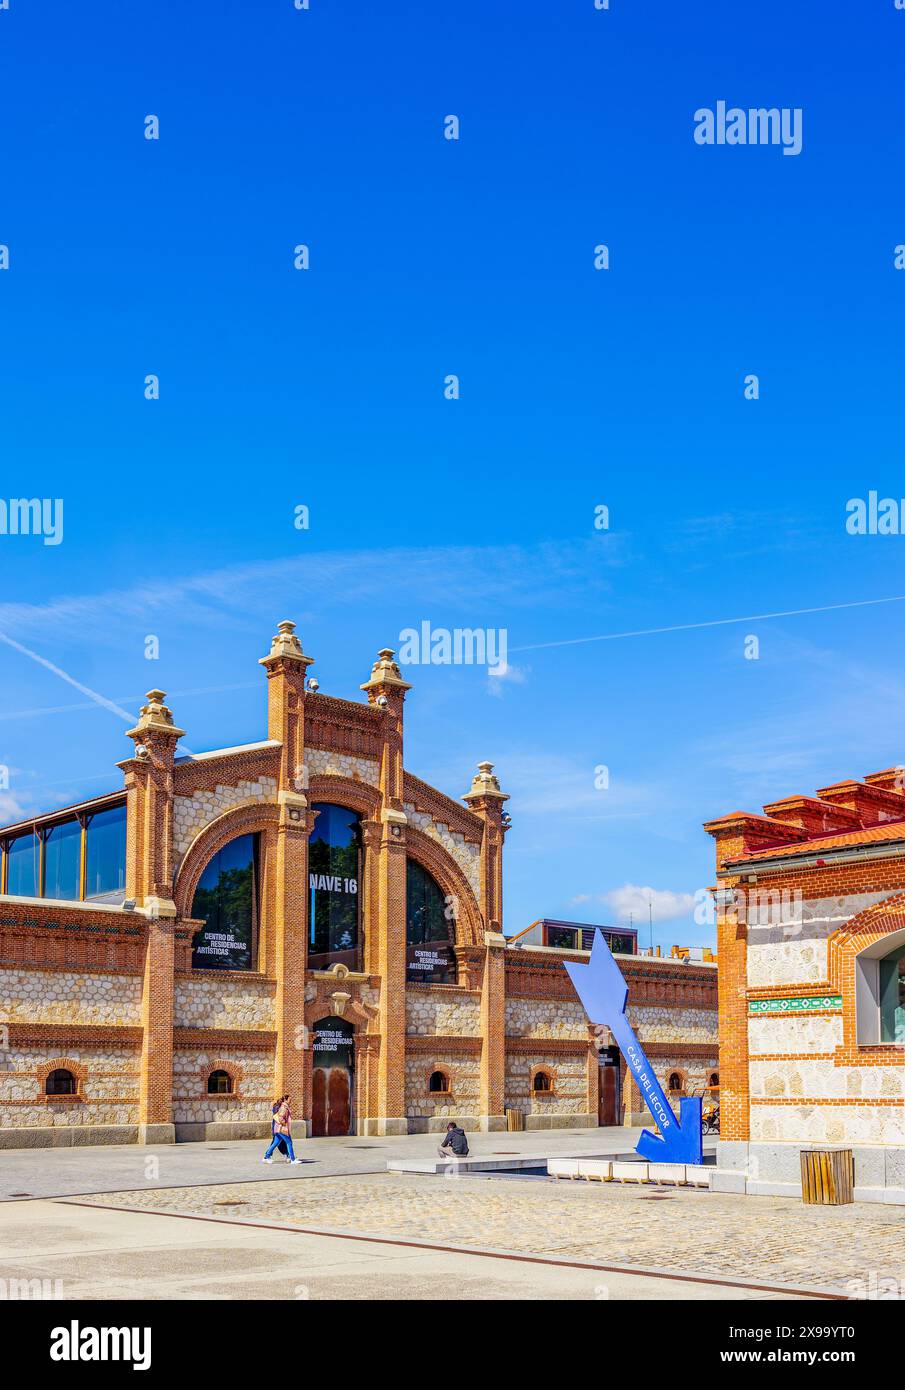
left=191, top=833, right=259, bottom=971
left=406, top=858, right=455, bottom=984
left=309, top=804, right=361, bottom=970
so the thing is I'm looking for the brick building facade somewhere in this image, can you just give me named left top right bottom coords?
left=706, top=770, right=905, bottom=1202
left=0, top=621, right=717, bottom=1147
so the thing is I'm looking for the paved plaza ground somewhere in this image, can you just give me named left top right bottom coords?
left=0, top=1129, right=901, bottom=1300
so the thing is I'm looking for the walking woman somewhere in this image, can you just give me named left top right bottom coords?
left=263, top=1094, right=301, bottom=1164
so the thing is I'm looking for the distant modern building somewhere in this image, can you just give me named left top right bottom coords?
left=509, top=919, right=638, bottom=956
left=706, top=766, right=905, bottom=1202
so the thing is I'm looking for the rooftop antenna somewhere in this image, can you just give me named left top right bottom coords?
left=648, top=898, right=653, bottom=954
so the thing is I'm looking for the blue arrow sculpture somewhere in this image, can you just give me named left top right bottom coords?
left=565, top=930, right=703, bottom=1165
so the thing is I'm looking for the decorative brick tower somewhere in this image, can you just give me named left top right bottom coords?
left=463, top=761, right=510, bottom=1131
left=259, top=622, right=316, bottom=1125
left=120, top=690, right=185, bottom=1145
left=361, top=649, right=411, bottom=1135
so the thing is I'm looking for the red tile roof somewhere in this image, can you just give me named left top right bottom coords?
left=725, top=817, right=905, bottom=865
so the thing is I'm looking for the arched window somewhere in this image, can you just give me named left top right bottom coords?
left=429, top=1070, right=450, bottom=1094
left=880, top=944, right=905, bottom=1043
left=708, top=1071, right=720, bottom=1089
left=45, top=1068, right=77, bottom=1096
left=532, top=1070, right=553, bottom=1093
left=309, top=805, right=361, bottom=970
left=406, top=859, right=455, bottom=983
left=668, top=1071, right=684, bottom=1094
left=207, top=1069, right=233, bottom=1095
left=192, top=833, right=259, bottom=971
left=855, top=929, right=905, bottom=1045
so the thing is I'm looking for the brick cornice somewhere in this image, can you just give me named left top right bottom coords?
left=6, top=1023, right=143, bottom=1046
left=405, top=1035, right=482, bottom=1053
left=172, top=1028, right=276, bottom=1050
left=505, top=1036, right=591, bottom=1054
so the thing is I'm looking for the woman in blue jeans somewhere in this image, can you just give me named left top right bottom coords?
left=263, top=1095, right=301, bottom=1164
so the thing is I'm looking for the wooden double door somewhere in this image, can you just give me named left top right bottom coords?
left=310, top=1015, right=354, bottom=1137
left=311, top=1065, right=351, bottom=1137
left=598, top=1047, right=622, bottom=1127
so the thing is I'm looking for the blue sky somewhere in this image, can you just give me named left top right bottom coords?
left=2, top=0, right=905, bottom=946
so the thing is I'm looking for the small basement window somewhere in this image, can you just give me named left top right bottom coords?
left=532, top=1070, right=553, bottom=1093
left=207, top=1069, right=234, bottom=1095
left=45, top=1068, right=77, bottom=1097
left=429, top=1070, right=450, bottom=1094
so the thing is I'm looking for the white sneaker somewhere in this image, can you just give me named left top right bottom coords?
left=290, top=1158, right=302, bottom=1165
left=262, top=1157, right=273, bottom=1164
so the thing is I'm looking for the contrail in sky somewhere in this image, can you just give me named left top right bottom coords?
left=509, top=594, right=905, bottom=654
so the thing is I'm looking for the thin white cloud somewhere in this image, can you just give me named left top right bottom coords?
left=486, top=661, right=529, bottom=698
left=602, top=883, right=696, bottom=925
left=0, top=537, right=626, bottom=649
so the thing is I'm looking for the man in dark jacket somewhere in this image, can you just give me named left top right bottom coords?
left=438, top=1121, right=469, bottom=1159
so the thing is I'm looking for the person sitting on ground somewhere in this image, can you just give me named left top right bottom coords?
left=437, top=1120, right=469, bottom=1160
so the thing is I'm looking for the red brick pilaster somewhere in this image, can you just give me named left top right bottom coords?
left=704, top=820, right=753, bottom=1142
left=479, top=932, right=507, bottom=1129
left=273, top=799, right=314, bottom=1128
left=119, top=691, right=185, bottom=1144
left=259, top=622, right=315, bottom=1128
left=361, top=650, right=411, bottom=1135
left=138, top=914, right=175, bottom=1141
left=463, top=764, right=509, bottom=1128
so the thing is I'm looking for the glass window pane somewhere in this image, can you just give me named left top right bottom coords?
left=406, top=859, right=455, bottom=983
left=309, top=804, right=361, bottom=970
left=547, top=926, right=577, bottom=950
left=5, top=832, right=39, bottom=897
left=42, top=818, right=82, bottom=900
left=880, top=946, right=905, bottom=1043
left=85, top=804, right=127, bottom=901
left=191, top=833, right=257, bottom=971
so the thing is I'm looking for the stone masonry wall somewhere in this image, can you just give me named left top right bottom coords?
left=0, top=968, right=142, bottom=1025
left=406, top=988, right=481, bottom=1036
left=629, top=1002, right=719, bottom=1044
left=505, top=1050, right=588, bottom=1116
left=306, top=749, right=379, bottom=786
left=505, top=997, right=588, bottom=1039
left=174, top=975, right=276, bottom=1030
left=405, top=1052, right=481, bottom=1120
left=403, top=804, right=481, bottom=896
left=0, top=1044, right=139, bottom=1128
left=172, top=1046, right=275, bottom=1125
left=173, top=775, right=278, bottom=860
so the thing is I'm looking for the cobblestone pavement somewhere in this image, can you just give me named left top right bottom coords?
left=67, top=1171, right=905, bottom=1293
